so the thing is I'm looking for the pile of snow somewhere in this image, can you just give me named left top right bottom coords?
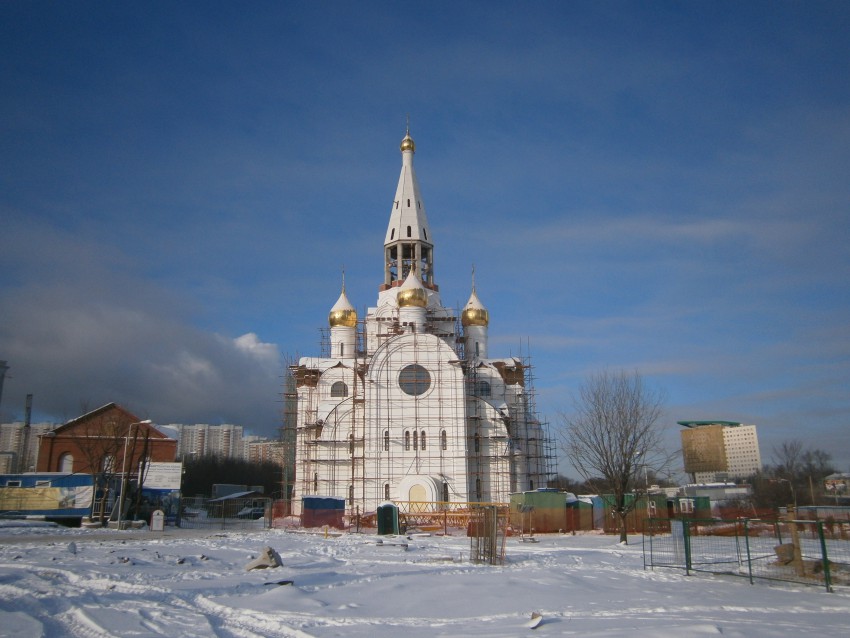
left=0, top=522, right=847, bottom=637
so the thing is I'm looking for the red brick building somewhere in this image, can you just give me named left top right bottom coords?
left=37, top=403, right=177, bottom=475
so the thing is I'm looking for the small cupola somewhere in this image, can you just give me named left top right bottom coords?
left=329, top=287, right=357, bottom=328
left=396, top=268, right=428, bottom=308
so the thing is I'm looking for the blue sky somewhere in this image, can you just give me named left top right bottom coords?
left=1, top=1, right=848, bottom=477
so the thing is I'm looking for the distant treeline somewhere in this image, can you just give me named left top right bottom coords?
left=181, top=456, right=284, bottom=498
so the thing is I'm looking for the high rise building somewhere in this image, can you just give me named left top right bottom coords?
left=0, top=422, right=57, bottom=472
left=172, top=424, right=245, bottom=459
left=287, top=130, right=554, bottom=515
left=679, top=420, right=762, bottom=483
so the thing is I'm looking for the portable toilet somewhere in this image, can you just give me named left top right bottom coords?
left=377, top=502, right=399, bottom=535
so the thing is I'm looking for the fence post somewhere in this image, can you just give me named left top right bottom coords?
left=816, top=521, right=833, bottom=593
left=744, top=519, right=754, bottom=585
left=683, top=520, right=692, bottom=576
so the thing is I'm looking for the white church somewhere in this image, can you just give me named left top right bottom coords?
left=289, top=130, right=552, bottom=515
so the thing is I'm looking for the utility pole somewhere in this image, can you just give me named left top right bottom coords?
left=16, top=394, right=33, bottom=473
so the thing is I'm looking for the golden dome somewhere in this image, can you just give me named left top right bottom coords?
left=329, top=290, right=357, bottom=328
left=397, top=269, right=428, bottom=308
left=397, top=286, right=427, bottom=308
left=461, top=289, right=489, bottom=327
left=400, top=132, right=415, bottom=153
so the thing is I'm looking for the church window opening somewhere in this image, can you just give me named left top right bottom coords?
left=391, top=228, right=395, bottom=239
left=407, top=198, right=410, bottom=207
left=475, top=478, right=482, bottom=500
left=384, top=430, right=390, bottom=451
left=60, top=453, right=74, bottom=473
left=313, top=472, right=318, bottom=493
left=331, top=381, right=348, bottom=397
left=474, top=432, right=480, bottom=453
left=339, top=343, right=344, bottom=357
left=349, top=434, right=355, bottom=454
left=404, top=430, right=410, bottom=450
left=423, top=228, right=427, bottom=239
left=441, top=430, right=447, bottom=450
left=442, top=481, right=449, bottom=502
left=385, top=483, right=390, bottom=500
left=349, top=484, right=354, bottom=505
left=406, top=225, right=412, bottom=237
left=529, top=480, right=534, bottom=490
left=475, top=341, right=480, bottom=356
left=476, top=380, right=490, bottom=397
left=399, top=364, right=431, bottom=396
left=420, top=431, right=426, bottom=450
left=413, top=430, right=418, bottom=450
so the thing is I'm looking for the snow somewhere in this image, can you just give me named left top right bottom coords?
left=1, top=521, right=847, bottom=637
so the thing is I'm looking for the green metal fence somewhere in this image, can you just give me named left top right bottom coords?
left=642, top=517, right=850, bottom=592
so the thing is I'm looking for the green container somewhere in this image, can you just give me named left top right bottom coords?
left=377, top=502, right=399, bottom=535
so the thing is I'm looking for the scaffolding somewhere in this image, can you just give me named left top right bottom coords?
left=287, top=306, right=556, bottom=519
left=469, top=504, right=509, bottom=565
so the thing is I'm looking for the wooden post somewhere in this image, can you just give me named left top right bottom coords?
left=786, top=505, right=804, bottom=576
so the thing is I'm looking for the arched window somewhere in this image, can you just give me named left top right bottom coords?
left=442, top=482, right=449, bottom=502
left=413, top=430, right=418, bottom=451
left=441, top=430, right=447, bottom=450
left=474, top=433, right=480, bottom=453
left=391, top=227, right=395, bottom=238
left=476, top=380, right=490, bottom=397
left=384, top=483, right=390, bottom=500
left=313, top=472, right=318, bottom=493
left=331, top=381, right=348, bottom=398
left=349, top=484, right=354, bottom=505
left=475, top=478, right=482, bottom=500
left=349, top=433, right=355, bottom=454
left=339, top=343, right=344, bottom=357
left=59, top=453, right=74, bottom=473
left=406, top=225, right=412, bottom=237
left=404, top=431, right=410, bottom=451
left=420, top=431, right=426, bottom=450
left=383, top=430, right=390, bottom=451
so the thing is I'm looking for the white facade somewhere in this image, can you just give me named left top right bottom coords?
left=718, top=424, right=761, bottom=479
left=290, top=131, right=551, bottom=515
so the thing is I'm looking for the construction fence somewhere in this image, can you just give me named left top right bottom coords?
left=642, top=517, right=850, bottom=592
left=177, top=496, right=272, bottom=531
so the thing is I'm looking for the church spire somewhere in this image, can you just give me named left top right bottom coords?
left=383, top=126, right=435, bottom=291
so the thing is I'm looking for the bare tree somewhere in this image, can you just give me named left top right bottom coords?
left=74, top=414, right=132, bottom=524
left=559, top=370, right=668, bottom=543
left=772, top=439, right=804, bottom=479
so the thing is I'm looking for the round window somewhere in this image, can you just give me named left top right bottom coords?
left=398, top=364, right=431, bottom=396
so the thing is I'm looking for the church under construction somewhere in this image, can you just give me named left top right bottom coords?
left=286, top=130, right=554, bottom=516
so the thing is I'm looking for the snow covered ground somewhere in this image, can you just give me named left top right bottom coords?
left=1, top=520, right=847, bottom=637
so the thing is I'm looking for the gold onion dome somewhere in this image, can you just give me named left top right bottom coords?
left=462, top=289, right=489, bottom=327
left=328, top=289, right=357, bottom=328
left=397, top=270, right=428, bottom=308
left=400, top=132, right=415, bottom=153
